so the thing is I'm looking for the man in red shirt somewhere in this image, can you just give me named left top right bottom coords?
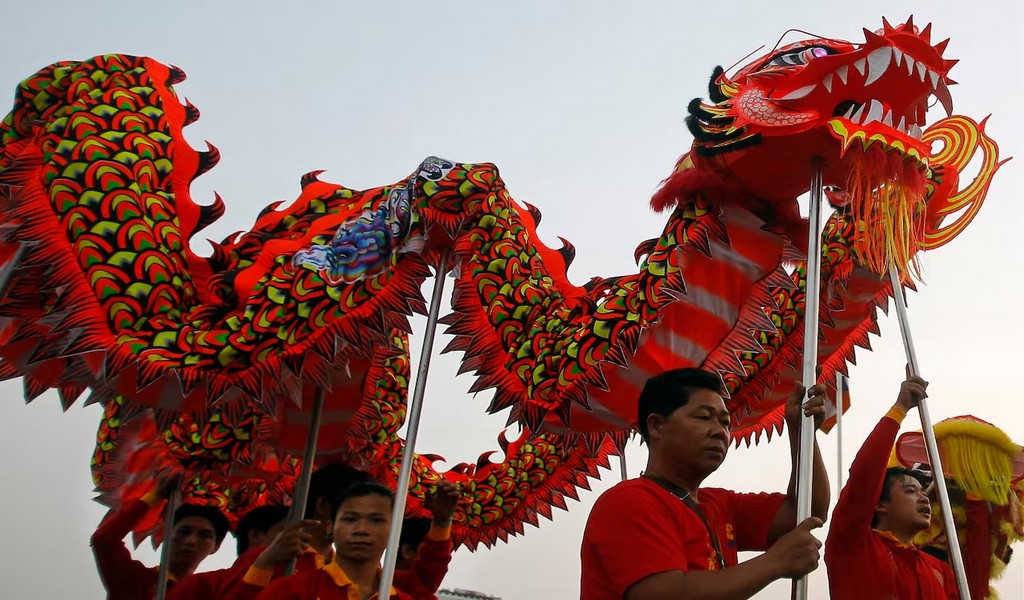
left=219, top=466, right=456, bottom=600
left=91, top=478, right=230, bottom=600
left=825, top=374, right=960, bottom=599
left=581, top=368, right=831, bottom=599
left=392, top=515, right=455, bottom=600
left=218, top=464, right=370, bottom=600
left=165, top=504, right=290, bottom=600
left=253, top=480, right=414, bottom=600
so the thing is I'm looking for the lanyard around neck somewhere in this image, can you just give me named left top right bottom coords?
left=642, top=473, right=727, bottom=570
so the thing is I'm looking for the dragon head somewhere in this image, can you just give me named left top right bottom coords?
left=658, top=17, right=966, bottom=275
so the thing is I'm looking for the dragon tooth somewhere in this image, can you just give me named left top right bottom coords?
left=897, top=115, right=907, bottom=133
left=909, top=124, right=923, bottom=140
left=882, top=110, right=893, bottom=127
left=865, top=47, right=893, bottom=86
left=934, top=81, right=953, bottom=116
left=835, top=64, right=849, bottom=85
left=864, top=99, right=884, bottom=123
left=905, top=56, right=916, bottom=76
left=822, top=73, right=834, bottom=93
left=915, top=61, right=926, bottom=82
left=928, top=70, right=940, bottom=89
left=850, top=104, right=866, bottom=123
left=778, top=84, right=816, bottom=100
left=853, top=58, right=867, bottom=76
left=892, top=47, right=905, bottom=68
left=842, top=104, right=856, bottom=119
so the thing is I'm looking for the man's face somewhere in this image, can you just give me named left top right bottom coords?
left=168, top=516, right=219, bottom=571
left=332, top=494, right=392, bottom=564
left=649, top=388, right=731, bottom=476
left=878, top=475, right=932, bottom=532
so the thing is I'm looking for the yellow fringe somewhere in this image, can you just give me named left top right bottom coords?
left=846, top=155, right=927, bottom=277
left=932, top=420, right=1018, bottom=504
left=891, top=419, right=1019, bottom=504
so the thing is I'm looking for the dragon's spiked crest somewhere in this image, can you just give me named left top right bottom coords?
left=657, top=17, right=995, bottom=276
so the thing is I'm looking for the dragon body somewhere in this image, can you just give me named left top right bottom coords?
left=0, top=19, right=1004, bottom=548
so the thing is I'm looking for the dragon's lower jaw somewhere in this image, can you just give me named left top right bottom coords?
left=826, top=115, right=930, bottom=170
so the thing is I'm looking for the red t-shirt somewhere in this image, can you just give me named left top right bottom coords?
left=218, top=546, right=331, bottom=600
left=391, top=531, right=452, bottom=600
left=253, top=562, right=412, bottom=600
left=220, top=529, right=451, bottom=600
left=825, top=412, right=960, bottom=600
left=580, top=478, right=784, bottom=599
left=164, top=568, right=225, bottom=600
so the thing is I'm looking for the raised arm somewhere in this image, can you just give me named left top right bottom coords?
left=90, top=476, right=176, bottom=595
left=828, top=376, right=928, bottom=543
left=90, top=493, right=158, bottom=593
left=407, top=481, right=458, bottom=592
left=770, top=382, right=831, bottom=541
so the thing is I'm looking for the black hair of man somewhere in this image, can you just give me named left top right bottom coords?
left=306, top=463, right=370, bottom=519
left=636, top=368, right=725, bottom=444
left=173, top=503, right=231, bottom=545
left=399, top=517, right=433, bottom=553
left=235, top=504, right=289, bottom=555
left=329, top=480, right=395, bottom=520
left=869, top=466, right=933, bottom=528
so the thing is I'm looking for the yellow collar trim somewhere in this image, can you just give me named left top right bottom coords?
left=322, top=562, right=397, bottom=597
left=305, top=545, right=331, bottom=568
left=872, top=528, right=917, bottom=549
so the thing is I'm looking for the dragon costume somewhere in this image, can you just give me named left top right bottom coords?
left=0, top=18, right=1004, bottom=548
left=891, top=417, right=1024, bottom=599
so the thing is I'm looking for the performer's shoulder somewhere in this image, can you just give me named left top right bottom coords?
left=597, top=478, right=665, bottom=503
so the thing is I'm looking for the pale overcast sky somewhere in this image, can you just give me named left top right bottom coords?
left=0, top=1, right=1021, bottom=599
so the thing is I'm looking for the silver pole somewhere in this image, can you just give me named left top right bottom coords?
left=836, top=372, right=844, bottom=491
left=284, top=386, right=326, bottom=575
left=378, top=250, right=451, bottom=599
left=794, top=158, right=824, bottom=600
left=154, top=485, right=181, bottom=600
left=887, top=264, right=970, bottom=600
left=619, top=448, right=628, bottom=481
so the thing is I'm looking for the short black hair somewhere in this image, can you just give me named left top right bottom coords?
left=307, top=463, right=370, bottom=519
left=236, top=504, right=289, bottom=555
left=399, top=517, right=433, bottom=552
left=173, top=503, right=230, bottom=544
left=871, top=467, right=933, bottom=527
left=879, top=467, right=932, bottom=502
left=329, top=480, right=395, bottom=521
left=637, top=368, right=725, bottom=443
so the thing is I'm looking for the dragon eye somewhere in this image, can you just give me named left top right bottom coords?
left=765, top=45, right=834, bottom=68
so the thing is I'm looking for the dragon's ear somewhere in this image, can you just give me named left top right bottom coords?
left=688, top=97, right=720, bottom=122
left=708, top=66, right=729, bottom=104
